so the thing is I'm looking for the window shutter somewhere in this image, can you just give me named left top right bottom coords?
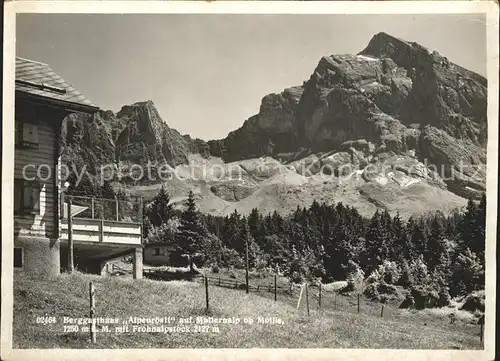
left=22, top=181, right=41, bottom=214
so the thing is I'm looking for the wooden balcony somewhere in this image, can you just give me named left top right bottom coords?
left=59, top=195, right=143, bottom=247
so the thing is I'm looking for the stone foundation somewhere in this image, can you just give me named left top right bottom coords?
left=14, top=237, right=60, bottom=277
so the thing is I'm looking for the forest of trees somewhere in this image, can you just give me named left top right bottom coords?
left=144, top=186, right=486, bottom=307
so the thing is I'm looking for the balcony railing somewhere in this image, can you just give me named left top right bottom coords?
left=60, top=194, right=143, bottom=246
left=61, top=194, right=143, bottom=224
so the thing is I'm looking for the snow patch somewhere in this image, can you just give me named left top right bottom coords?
left=357, top=54, right=379, bottom=62
left=374, top=174, right=389, bottom=186
left=403, top=178, right=421, bottom=188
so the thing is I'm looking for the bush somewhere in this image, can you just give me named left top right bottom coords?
left=363, top=282, right=403, bottom=302
left=410, top=286, right=440, bottom=309
left=211, top=264, right=220, bottom=273
left=437, top=287, right=451, bottom=307
left=460, top=290, right=485, bottom=312
left=220, top=247, right=244, bottom=269
left=346, top=261, right=365, bottom=293
left=399, top=294, right=415, bottom=309
left=366, top=260, right=400, bottom=285
left=364, top=283, right=380, bottom=301
left=397, top=260, right=414, bottom=288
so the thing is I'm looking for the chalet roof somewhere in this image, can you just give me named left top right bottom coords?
left=15, top=57, right=99, bottom=111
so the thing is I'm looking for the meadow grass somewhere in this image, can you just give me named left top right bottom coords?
left=13, top=271, right=482, bottom=349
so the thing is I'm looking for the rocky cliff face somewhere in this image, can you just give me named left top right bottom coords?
left=61, top=32, right=487, bottom=215
left=208, top=86, right=304, bottom=161
left=61, top=100, right=210, bottom=178
left=205, top=32, right=487, bottom=200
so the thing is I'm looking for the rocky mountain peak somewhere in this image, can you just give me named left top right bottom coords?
left=61, top=32, right=488, bottom=217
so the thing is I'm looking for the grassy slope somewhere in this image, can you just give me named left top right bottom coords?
left=13, top=272, right=482, bottom=349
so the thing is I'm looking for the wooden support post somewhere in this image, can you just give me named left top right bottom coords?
left=139, top=196, right=144, bottom=223
left=245, top=239, right=249, bottom=294
left=115, top=196, right=119, bottom=221
left=67, top=198, right=74, bottom=273
left=381, top=305, right=384, bottom=318
left=205, top=276, right=210, bottom=313
left=99, top=219, right=104, bottom=243
left=357, top=294, right=360, bottom=313
left=305, top=283, right=310, bottom=316
left=91, top=198, right=95, bottom=219
left=296, top=284, right=304, bottom=309
left=60, top=190, right=65, bottom=220
left=89, top=281, right=96, bottom=344
left=318, top=283, right=322, bottom=310
left=133, top=247, right=143, bottom=279
left=218, top=277, right=221, bottom=286
left=274, top=274, right=277, bottom=302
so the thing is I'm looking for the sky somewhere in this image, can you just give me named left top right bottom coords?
left=16, top=14, right=486, bottom=141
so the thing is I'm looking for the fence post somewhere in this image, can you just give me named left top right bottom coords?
left=67, top=198, right=74, bottom=273
left=115, top=196, right=119, bottom=221
left=480, top=315, right=484, bottom=343
left=305, top=283, right=310, bottom=316
left=218, top=277, right=221, bottom=287
left=274, top=274, right=277, bottom=302
left=357, top=294, right=360, bottom=313
left=318, top=283, right=322, bottom=310
left=245, top=240, right=249, bottom=294
left=381, top=305, right=384, bottom=318
left=89, top=281, right=96, bottom=344
left=91, top=197, right=95, bottom=219
left=296, top=284, right=304, bottom=309
left=334, top=291, right=337, bottom=310
left=205, top=276, right=209, bottom=313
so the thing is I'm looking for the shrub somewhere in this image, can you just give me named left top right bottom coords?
left=411, top=286, right=440, bottom=309
left=364, top=282, right=403, bottom=302
left=228, top=270, right=237, bottom=279
left=460, top=290, right=485, bottom=312
left=220, top=247, right=244, bottom=269
left=437, top=287, right=451, bottom=307
left=399, top=294, right=415, bottom=309
left=346, top=261, right=365, bottom=293
left=363, top=283, right=380, bottom=301
left=366, top=260, right=400, bottom=285
left=211, top=264, right=220, bottom=273
left=397, top=260, right=414, bottom=288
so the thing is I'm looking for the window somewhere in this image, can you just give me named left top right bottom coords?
left=15, top=121, right=39, bottom=149
left=14, top=179, right=41, bottom=215
left=153, top=248, right=161, bottom=256
left=14, top=248, right=23, bottom=268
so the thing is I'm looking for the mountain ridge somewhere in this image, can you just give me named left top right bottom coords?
left=61, top=32, right=487, bottom=217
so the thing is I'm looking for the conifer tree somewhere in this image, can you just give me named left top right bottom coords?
left=177, top=190, right=208, bottom=270
left=426, top=216, right=449, bottom=274
left=470, top=194, right=486, bottom=258
left=148, top=185, right=175, bottom=227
